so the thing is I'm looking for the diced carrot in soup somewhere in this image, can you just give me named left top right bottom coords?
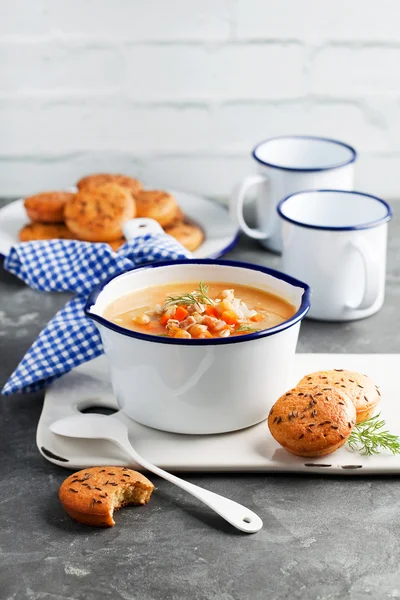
left=175, top=306, right=189, bottom=321
left=221, top=310, right=238, bottom=325
left=159, top=314, right=170, bottom=326
left=251, top=313, right=264, bottom=322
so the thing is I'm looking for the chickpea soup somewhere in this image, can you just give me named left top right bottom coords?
left=103, top=282, right=296, bottom=339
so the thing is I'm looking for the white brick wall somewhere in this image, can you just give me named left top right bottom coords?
left=1, top=0, right=400, bottom=200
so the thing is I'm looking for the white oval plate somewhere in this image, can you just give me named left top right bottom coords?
left=0, top=190, right=239, bottom=259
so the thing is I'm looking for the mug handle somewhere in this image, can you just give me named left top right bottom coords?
left=345, top=237, right=380, bottom=310
left=230, top=174, right=273, bottom=240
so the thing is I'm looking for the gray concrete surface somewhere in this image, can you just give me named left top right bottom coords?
left=0, top=198, right=399, bottom=600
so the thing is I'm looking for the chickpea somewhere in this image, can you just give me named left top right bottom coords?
left=217, top=289, right=234, bottom=301
left=133, top=313, right=150, bottom=325
left=188, top=324, right=208, bottom=338
left=216, top=299, right=234, bottom=314
left=174, top=329, right=192, bottom=339
left=198, top=332, right=213, bottom=339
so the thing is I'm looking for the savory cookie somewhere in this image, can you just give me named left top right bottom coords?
left=268, top=386, right=356, bottom=457
left=77, top=173, right=142, bottom=198
left=64, top=183, right=136, bottom=242
left=164, top=219, right=204, bottom=252
left=59, top=466, right=154, bottom=527
left=24, top=191, right=75, bottom=223
left=135, top=190, right=180, bottom=227
left=297, top=369, right=380, bottom=423
left=166, top=205, right=184, bottom=226
left=19, top=222, right=76, bottom=242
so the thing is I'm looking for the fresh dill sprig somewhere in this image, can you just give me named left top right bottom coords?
left=164, top=292, right=199, bottom=307
left=198, top=282, right=214, bottom=305
left=235, top=324, right=261, bottom=333
left=348, top=413, right=400, bottom=456
left=164, top=282, right=215, bottom=307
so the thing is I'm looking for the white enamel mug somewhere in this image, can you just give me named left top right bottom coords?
left=231, top=136, right=356, bottom=253
left=278, top=190, right=392, bottom=321
left=85, top=260, right=310, bottom=434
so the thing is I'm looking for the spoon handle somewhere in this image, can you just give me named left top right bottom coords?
left=117, top=439, right=263, bottom=534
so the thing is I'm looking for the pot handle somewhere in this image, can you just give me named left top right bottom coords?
left=123, top=218, right=164, bottom=240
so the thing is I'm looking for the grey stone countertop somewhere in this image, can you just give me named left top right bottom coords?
left=1, top=197, right=400, bottom=600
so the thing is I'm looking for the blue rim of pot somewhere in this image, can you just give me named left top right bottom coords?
left=84, top=259, right=311, bottom=345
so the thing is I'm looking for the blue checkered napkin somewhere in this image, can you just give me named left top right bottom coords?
left=2, top=235, right=191, bottom=395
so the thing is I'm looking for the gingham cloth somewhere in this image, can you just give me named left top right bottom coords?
left=2, top=235, right=191, bottom=395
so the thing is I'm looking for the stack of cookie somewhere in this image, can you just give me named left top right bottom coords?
left=268, top=369, right=381, bottom=457
left=19, top=173, right=204, bottom=252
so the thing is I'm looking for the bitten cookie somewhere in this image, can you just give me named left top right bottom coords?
left=59, top=467, right=154, bottom=527
left=164, top=219, right=204, bottom=252
left=64, top=183, right=136, bottom=242
left=24, top=191, right=75, bottom=223
left=268, top=386, right=356, bottom=457
left=135, top=190, right=180, bottom=227
left=77, top=173, right=142, bottom=198
left=297, top=369, right=381, bottom=424
left=19, top=222, right=76, bottom=242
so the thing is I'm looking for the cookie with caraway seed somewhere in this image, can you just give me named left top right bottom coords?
left=297, top=369, right=380, bottom=424
left=24, top=191, right=75, bottom=223
left=64, top=183, right=135, bottom=242
left=19, top=222, right=77, bottom=242
left=268, top=386, right=356, bottom=457
left=77, top=173, right=142, bottom=198
left=135, top=189, right=180, bottom=227
left=59, top=467, right=154, bottom=527
left=164, top=219, right=204, bottom=252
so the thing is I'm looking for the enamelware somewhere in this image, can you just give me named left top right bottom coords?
left=278, top=190, right=392, bottom=321
left=230, top=136, right=356, bottom=253
left=85, top=260, right=310, bottom=434
left=37, top=353, right=400, bottom=474
left=0, top=190, right=239, bottom=259
left=50, top=412, right=263, bottom=533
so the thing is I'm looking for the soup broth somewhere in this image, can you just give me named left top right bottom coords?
left=104, top=281, right=296, bottom=339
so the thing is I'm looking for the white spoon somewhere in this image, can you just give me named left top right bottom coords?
left=50, top=413, right=263, bottom=534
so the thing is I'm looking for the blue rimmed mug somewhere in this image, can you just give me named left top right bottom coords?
left=278, top=190, right=392, bottom=321
left=230, top=136, right=356, bottom=253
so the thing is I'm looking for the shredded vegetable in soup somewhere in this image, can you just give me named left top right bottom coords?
left=104, top=282, right=296, bottom=339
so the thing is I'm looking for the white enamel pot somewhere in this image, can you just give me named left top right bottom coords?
left=85, top=260, right=310, bottom=435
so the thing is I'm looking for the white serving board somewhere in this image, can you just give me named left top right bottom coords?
left=37, top=354, right=400, bottom=475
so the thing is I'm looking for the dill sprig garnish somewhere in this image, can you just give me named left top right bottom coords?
left=348, top=413, right=400, bottom=456
left=164, top=282, right=215, bottom=307
left=235, top=324, right=260, bottom=333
